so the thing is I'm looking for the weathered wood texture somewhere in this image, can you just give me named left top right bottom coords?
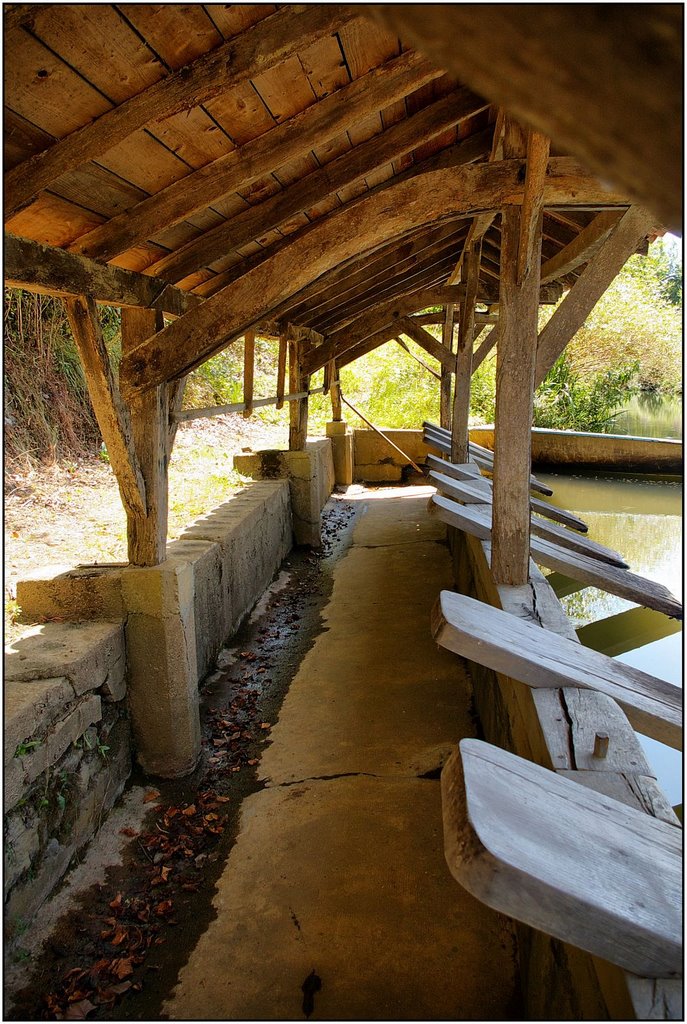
left=433, top=591, right=681, bottom=749
left=534, top=206, right=657, bottom=387
left=63, top=295, right=146, bottom=519
left=432, top=493, right=683, bottom=619
left=276, top=331, right=288, bottom=411
left=4, top=5, right=360, bottom=219
left=397, top=318, right=454, bottom=371
left=118, top=158, right=629, bottom=396
left=66, top=49, right=443, bottom=263
left=441, top=739, right=682, bottom=976
left=5, top=233, right=199, bottom=315
left=451, top=240, right=481, bottom=462
left=425, top=454, right=588, bottom=532
left=369, top=5, right=682, bottom=227
left=120, top=307, right=169, bottom=565
left=395, top=338, right=441, bottom=380
left=439, top=303, right=454, bottom=429
left=243, top=331, right=255, bottom=418
left=540, top=210, right=624, bottom=284
left=288, top=326, right=311, bottom=450
left=428, top=471, right=625, bottom=566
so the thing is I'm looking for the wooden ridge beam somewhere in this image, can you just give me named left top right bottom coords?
left=68, top=49, right=444, bottom=265
left=119, top=158, right=629, bottom=397
left=369, top=5, right=681, bottom=228
left=534, top=205, right=657, bottom=387
left=5, top=233, right=200, bottom=316
left=4, top=4, right=360, bottom=220
left=540, top=210, right=626, bottom=283
left=145, top=88, right=488, bottom=284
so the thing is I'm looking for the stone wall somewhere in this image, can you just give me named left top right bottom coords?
left=353, top=429, right=432, bottom=482
left=5, top=621, right=131, bottom=935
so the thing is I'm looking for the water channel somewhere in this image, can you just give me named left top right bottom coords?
left=614, top=393, right=683, bottom=439
left=538, top=470, right=683, bottom=807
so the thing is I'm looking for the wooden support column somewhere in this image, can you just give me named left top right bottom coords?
left=492, top=127, right=549, bottom=585
left=275, top=329, right=287, bottom=410
left=120, top=307, right=169, bottom=565
left=63, top=294, right=148, bottom=532
left=451, top=243, right=481, bottom=461
left=440, top=303, right=455, bottom=429
left=288, top=325, right=309, bottom=450
left=243, top=330, right=255, bottom=418
left=328, top=360, right=343, bottom=421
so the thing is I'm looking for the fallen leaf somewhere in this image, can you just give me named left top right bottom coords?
left=143, top=790, right=160, bottom=803
left=181, top=804, right=196, bottom=816
left=155, top=900, right=174, bottom=917
left=119, top=827, right=138, bottom=838
left=160, top=865, right=172, bottom=881
left=215, top=795, right=231, bottom=803
left=259, top=723, right=271, bottom=730
left=64, top=997, right=96, bottom=1019
left=109, top=892, right=123, bottom=910
left=110, top=957, right=134, bottom=980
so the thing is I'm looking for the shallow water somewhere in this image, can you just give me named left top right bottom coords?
left=613, top=393, right=683, bottom=439
left=538, top=471, right=683, bottom=805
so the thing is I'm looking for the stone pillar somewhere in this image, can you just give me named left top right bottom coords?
left=326, top=420, right=353, bottom=486
left=121, top=561, right=201, bottom=777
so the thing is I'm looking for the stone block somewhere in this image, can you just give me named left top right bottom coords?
left=16, top=564, right=127, bottom=623
left=326, top=422, right=354, bottom=486
left=354, top=462, right=403, bottom=483
left=5, top=677, right=73, bottom=757
left=4, top=810, right=41, bottom=894
left=5, top=620, right=126, bottom=697
left=353, top=429, right=431, bottom=472
left=166, top=538, right=227, bottom=681
left=100, top=649, right=126, bottom=702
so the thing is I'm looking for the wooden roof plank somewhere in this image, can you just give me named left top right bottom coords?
left=68, top=49, right=442, bottom=262
left=4, top=4, right=360, bottom=219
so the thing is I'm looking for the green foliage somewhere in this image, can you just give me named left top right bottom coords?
left=337, top=336, right=440, bottom=428
left=469, top=352, right=497, bottom=423
left=533, top=353, right=640, bottom=433
left=15, top=739, right=42, bottom=758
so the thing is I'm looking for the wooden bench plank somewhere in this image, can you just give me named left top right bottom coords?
left=428, top=470, right=627, bottom=567
left=422, top=426, right=554, bottom=496
left=432, top=494, right=683, bottom=620
left=425, top=453, right=588, bottom=532
left=432, top=590, right=682, bottom=748
left=441, top=738, right=682, bottom=978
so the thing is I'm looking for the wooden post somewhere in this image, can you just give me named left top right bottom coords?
left=288, top=325, right=309, bottom=450
left=491, top=127, right=548, bottom=585
left=328, top=359, right=343, bottom=421
left=451, top=243, right=481, bottom=462
left=440, top=303, right=454, bottom=429
left=243, top=330, right=255, bottom=417
left=275, top=329, right=287, bottom=409
left=120, top=307, right=169, bottom=566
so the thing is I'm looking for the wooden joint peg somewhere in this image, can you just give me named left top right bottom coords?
left=593, top=732, right=610, bottom=759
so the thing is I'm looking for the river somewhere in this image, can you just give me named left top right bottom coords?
left=614, top=393, right=682, bottom=439
left=537, top=470, right=683, bottom=807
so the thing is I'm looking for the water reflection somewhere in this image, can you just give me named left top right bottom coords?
left=614, top=393, right=683, bottom=439
left=538, top=471, right=683, bottom=805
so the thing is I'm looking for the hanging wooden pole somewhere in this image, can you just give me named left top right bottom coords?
left=440, top=303, right=454, bottom=428
left=242, top=330, right=255, bottom=418
left=120, top=306, right=170, bottom=566
left=451, top=241, right=481, bottom=462
left=491, top=126, right=548, bottom=585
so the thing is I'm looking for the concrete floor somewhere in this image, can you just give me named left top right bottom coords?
left=165, top=486, right=521, bottom=1020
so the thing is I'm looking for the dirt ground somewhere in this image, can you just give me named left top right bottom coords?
left=4, top=415, right=287, bottom=644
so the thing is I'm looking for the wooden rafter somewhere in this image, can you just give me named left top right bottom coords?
left=397, top=318, right=455, bottom=371
left=4, top=5, right=360, bottom=219
left=540, top=210, right=625, bottom=283
left=143, top=89, right=488, bottom=284
left=67, top=49, right=443, bottom=264
left=5, top=233, right=199, bottom=315
left=119, top=158, right=627, bottom=397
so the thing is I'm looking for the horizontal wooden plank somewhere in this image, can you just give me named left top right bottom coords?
left=433, top=590, right=681, bottom=748
left=422, top=425, right=554, bottom=496
left=428, top=470, right=626, bottom=566
left=424, top=454, right=588, bottom=532
left=5, top=233, right=200, bottom=315
left=432, top=493, right=683, bottom=620
left=442, top=738, right=682, bottom=977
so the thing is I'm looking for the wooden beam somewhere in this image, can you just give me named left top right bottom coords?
left=517, top=131, right=550, bottom=284
left=118, top=158, right=629, bottom=398
left=64, top=295, right=146, bottom=519
left=275, top=330, right=288, bottom=411
left=472, top=324, right=500, bottom=372
left=5, top=233, right=199, bottom=316
left=395, top=338, right=442, bottom=381
left=145, top=88, right=488, bottom=284
left=67, top=49, right=442, bottom=264
left=451, top=240, right=482, bottom=461
left=329, top=361, right=342, bottom=421
left=540, top=210, right=626, bottom=284
left=288, top=325, right=313, bottom=451
left=243, top=331, right=255, bottom=418
left=4, top=5, right=360, bottom=220
left=120, top=308, right=169, bottom=565
left=440, top=304, right=455, bottom=428
left=398, top=318, right=455, bottom=371
left=534, top=205, right=657, bottom=387
left=368, top=5, right=682, bottom=228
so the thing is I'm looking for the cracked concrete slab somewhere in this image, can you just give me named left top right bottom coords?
left=164, top=487, right=520, bottom=1019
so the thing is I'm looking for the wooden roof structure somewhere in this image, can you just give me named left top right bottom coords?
left=4, top=3, right=682, bottom=572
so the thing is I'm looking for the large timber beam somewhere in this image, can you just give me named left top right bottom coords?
left=144, top=89, right=488, bottom=284
left=451, top=239, right=483, bottom=461
left=534, top=205, right=657, bottom=387
left=4, top=5, right=360, bottom=220
left=397, top=318, right=455, bottom=371
left=5, top=233, right=199, bottom=316
left=369, top=5, right=682, bottom=228
left=119, top=157, right=628, bottom=397
left=539, top=210, right=625, bottom=283
left=67, top=49, right=443, bottom=264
